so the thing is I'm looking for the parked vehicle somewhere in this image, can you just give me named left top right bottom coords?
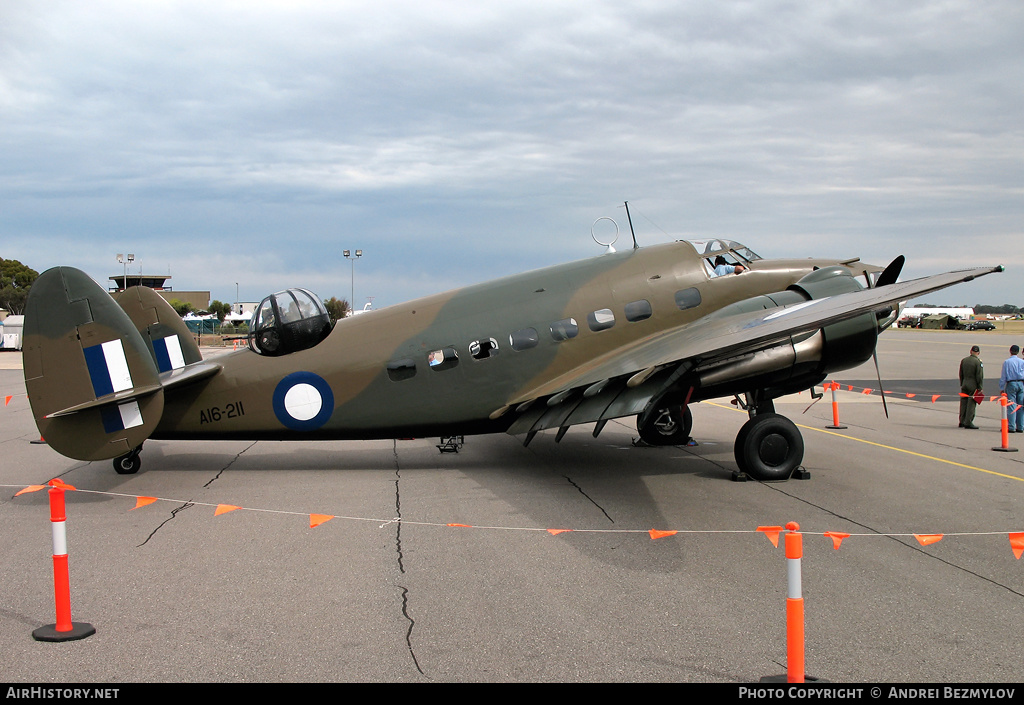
left=965, top=320, right=996, bottom=331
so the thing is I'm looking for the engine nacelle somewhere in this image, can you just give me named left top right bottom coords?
left=694, top=266, right=878, bottom=397
left=789, top=266, right=878, bottom=374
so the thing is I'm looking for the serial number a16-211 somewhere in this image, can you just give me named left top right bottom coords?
left=199, top=401, right=246, bottom=425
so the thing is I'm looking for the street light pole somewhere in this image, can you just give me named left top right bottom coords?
left=343, top=249, right=362, bottom=316
left=116, top=254, right=135, bottom=291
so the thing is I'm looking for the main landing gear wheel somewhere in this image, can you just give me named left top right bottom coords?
left=113, top=447, right=143, bottom=475
left=733, top=413, right=804, bottom=481
left=637, top=405, right=693, bottom=446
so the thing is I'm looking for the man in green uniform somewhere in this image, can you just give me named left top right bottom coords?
left=959, top=344, right=984, bottom=429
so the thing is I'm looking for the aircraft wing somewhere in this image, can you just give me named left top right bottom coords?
left=503, top=265, right=1002, bottom=436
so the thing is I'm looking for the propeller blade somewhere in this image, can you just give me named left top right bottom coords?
left=875, top=255, right=905, bottom=287
left=873, top=351, right=889, bottom=419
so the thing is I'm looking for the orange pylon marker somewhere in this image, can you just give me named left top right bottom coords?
left=825, top=382, right=846, bottom=430
left=993, top=393, right=1018, bottom=453
left=32, top=483, right=95, bottom=642
left=784, top=521, right=805, bottom=683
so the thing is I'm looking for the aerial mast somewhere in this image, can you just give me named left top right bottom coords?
left=623, top=201, right=638, bottom=249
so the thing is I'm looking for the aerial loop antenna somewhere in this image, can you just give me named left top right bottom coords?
left=591, top=217, right=619, bottom=254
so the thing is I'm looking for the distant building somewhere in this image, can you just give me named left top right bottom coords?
left=108, top=273, right=209, bottom=312
left=901, top=306, right=974, bottom=320
left=109, top=273, right=173, bottom=291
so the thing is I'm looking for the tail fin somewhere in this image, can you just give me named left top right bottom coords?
left=23, top=268, right=164, bottom=461
left=113, top=284, right=203, bottom=372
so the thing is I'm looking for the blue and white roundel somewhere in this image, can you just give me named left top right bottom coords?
left=272, top=372, right=335, bottom=431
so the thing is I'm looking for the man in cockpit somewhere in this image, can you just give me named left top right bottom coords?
left=713, top=255, right=746, bottom=277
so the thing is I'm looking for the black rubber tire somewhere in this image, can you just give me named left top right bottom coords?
left=734, top=413, right=804, bottom=481
left=637, top=405, right=693, bottom=445
left=113, top=453, right=141, bottom=475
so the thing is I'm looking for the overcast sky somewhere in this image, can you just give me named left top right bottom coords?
left=2, top=1, right=1021, bottom=310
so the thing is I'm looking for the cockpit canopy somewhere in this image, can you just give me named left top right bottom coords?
left=685, top=239, right=762, bottom=263
left=247, top=288, right=333, bottom=356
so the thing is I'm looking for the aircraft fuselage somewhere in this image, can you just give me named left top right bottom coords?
left=153, top=240, right=878, bottom=441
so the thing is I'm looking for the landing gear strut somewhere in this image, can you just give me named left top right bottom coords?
left=113, top=445, right=143, bottom=475
left=636, top=404, right=693, bottom=446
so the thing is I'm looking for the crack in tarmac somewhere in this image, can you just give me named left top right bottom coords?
left=137, top=442, right=256, bottom=547
left=203, top=441, right=258, bottom=489
left=562, top=474, right=615, bottom=523
left=392, top=440, right=424, bottom=676
left=137, top=501, right=194, bottom=547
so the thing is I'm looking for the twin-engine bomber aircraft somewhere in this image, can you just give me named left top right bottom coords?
left=23, top=238, right=1000, bottom=481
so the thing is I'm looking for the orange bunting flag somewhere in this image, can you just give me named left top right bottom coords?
left=862, top=388, right=873, bottom=395
left=914, top=534, right=944, bottom=546
left=132, top=497, right=158, bottom=511
left=214, top=504, right=241, bottom=516
left=824, top=531, right=851, bottom=550
left=649, top=529, right=677, bottom=540
left=757, top=526, right=783, bottom=547
left=1009, top=533, right=1024, bottom=560
left=3, top=395, right=11, bottom=406
left=931, top=395, right=941, bottom=403
left=15, top=484, right=46, bottom=496
left=309, top=514, right=333, bottom=528
left=47, top=478, right=75, bottom=491
left=906, top=393, right=916, bottom=398
left=547, top=529, right=573, bottom=535
left=446, top=523, right=472, bottom=528
left=847, top=385, right=853, bottom=391
left=990, top=396, right=999, bottom=402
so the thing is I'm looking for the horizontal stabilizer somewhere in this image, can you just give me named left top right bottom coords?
left=23, top=267, right=165, bottom=461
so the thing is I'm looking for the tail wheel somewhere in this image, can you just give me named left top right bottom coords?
left=637, top=405, right=693, bottom=445
left=113, top=448, right=142, bottom=475
left=734, top=413, right=804, bottom=481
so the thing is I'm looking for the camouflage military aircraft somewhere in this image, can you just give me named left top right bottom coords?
left=22, top=238, right=1000, bottom=481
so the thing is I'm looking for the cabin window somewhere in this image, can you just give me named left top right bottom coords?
left=510, top=327, right=539, bottom=351
left=624, top=300, right=652, bottom=322
left=470, top=338, right=499, bottom=359
left=387, top=358, right=417, bottom=382
left=427, top=347, right=459, bottom=371
left=550, top=318, right=579, bottom=341
left=587, top=308, right=616, bottom=332
left=675, top=288, right=702, bottom=311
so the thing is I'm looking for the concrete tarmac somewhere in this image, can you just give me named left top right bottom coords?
left=1, top=329, right=1023, bottom=682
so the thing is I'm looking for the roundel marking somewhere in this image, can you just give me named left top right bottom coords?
left=272, top=372, right=334, bottom=431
